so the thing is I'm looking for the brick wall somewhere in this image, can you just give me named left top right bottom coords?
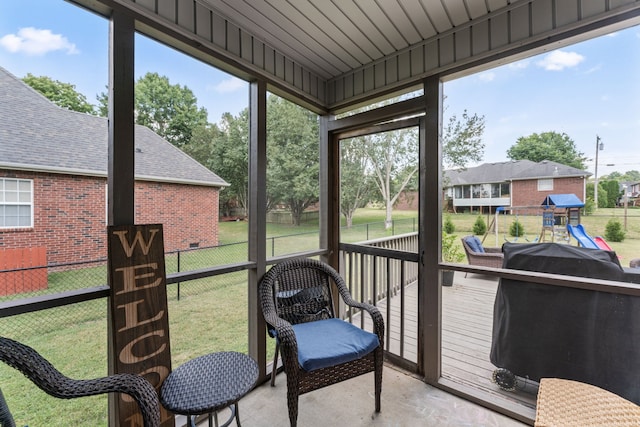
left=135, top=181, right=219, bottom=251
left=395, top=191, right=418, bottom=210
left=512, top=177, right=585, bottom=211
left=0, top=170, right=220, bottom=265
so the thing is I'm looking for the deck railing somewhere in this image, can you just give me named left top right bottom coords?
left=339, top=232, right=419, bottom=368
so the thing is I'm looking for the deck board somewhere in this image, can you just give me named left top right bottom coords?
left=356, top=271, right=538, bottom=410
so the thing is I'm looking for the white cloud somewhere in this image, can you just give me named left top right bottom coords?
left=536, top=50, right=585, bottom=71
left=0, top=27, right=78, bottom=56
left=211, top=77, right=246, bottom=93
left=478, top=71, right=496, bottom=82
left=508, top=59, right=530, bottom=70
left=584, top=64, right=601, bottom=74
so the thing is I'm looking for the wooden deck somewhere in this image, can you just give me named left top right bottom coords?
left=360, top=271, right=538, bottom=412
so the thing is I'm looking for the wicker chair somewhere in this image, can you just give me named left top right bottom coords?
left=259, top=258, right=384, bottom=427
left=0, top=336, right=160, bottom=427
left=461, top=235, right=504, bottom=275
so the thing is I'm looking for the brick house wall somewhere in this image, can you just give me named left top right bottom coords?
left=0, top=169, right=220, bottom=265
left=511, top=177, right=585, bottom=211
left=396, top=177, right=586, bottom=212
left=395, top=191, right=418, bottom=210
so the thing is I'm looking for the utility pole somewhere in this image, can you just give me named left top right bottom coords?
left=594, top=135, right=603, bottom=208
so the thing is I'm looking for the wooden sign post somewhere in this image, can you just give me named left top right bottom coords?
left=108, top=224, right=174, bottom=426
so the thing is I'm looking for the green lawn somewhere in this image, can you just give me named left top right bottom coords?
left=444, top=207, right=640, bottom=262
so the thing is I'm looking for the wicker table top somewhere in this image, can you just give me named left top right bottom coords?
left=160, top=351, right=258, bottom=416
left=535, top=378, right=640, bottom=427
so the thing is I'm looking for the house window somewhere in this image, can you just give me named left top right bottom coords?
left=462, top=185, right=471, bottom=198
left=472, top=184, right=482, bottom=198
left=538, top=179, right=554, bottom=191
left=0, top=178, right=33, bottom=228
left=501, top=183, right=510, bottom=197
left=491, top=184, right=500, bottom=198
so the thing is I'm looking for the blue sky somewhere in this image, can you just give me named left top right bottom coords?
left=1, top=1, right=639, bottom=178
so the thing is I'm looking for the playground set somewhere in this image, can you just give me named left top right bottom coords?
left=487, top=193, right=615, bottom=251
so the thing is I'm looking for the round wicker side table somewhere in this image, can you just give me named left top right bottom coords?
left=160, top=351, right=258, bottom=427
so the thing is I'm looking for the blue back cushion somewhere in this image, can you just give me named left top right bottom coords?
left=465, top=236, right=485, bottom=253
left=292, top=318, right=379, bottom=372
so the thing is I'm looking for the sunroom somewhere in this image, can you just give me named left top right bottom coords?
left=1, top=0, right=640, bottom=426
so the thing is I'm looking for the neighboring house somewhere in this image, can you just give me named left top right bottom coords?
left=620, top=181, right=639, bottom=207
left=444, top=160, right=590, bottom=213
left=0, top=66, right=228, bottom=267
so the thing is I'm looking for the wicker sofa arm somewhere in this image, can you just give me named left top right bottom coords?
left=328, top=269, right=385, bottom=340
left=0, top=337, right=160, bottom=427
left=263, top=312, right=298, bottom=348
left=342, top=299, right=385, bottom=340
left=472, top=251, right=504, bottom=259
left=483, top=247, right=503, bottom=254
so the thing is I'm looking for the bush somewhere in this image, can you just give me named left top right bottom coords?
left=472, top=215, right=486, bottom=235
left=442, top=232, right=465, bottom=263
left=582, top=198, right=595, bottom=216
left=509, top=218, right=525, bottom=237
left=443, top=215, right=455, bottom=234
left=605, top=218, right=625, bottom=242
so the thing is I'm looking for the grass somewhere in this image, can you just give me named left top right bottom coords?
left=445, top=207, right=640, bottom=261
left=1, top=206, right=638, bottom=424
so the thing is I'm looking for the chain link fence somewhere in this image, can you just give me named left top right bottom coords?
left=0, top=217, right=416, bottom=424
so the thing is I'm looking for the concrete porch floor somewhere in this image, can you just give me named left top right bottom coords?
left=203, top=364, right=529, bottom=427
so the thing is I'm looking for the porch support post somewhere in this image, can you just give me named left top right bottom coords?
left=320, top=114, right=342, bottom=313
left=248, top=79, right=268, bottom=381
left=320, top=115, right=338, bottom=264
left=107, top=9, right=135, bottom=427
left=420, top=75, right=443, bottom=382
left=107, top=10, right=135, bottom=226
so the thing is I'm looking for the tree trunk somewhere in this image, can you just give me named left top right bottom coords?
left=385, top=201, right=393, bottom=229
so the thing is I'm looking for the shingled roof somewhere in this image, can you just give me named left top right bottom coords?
left=0, top=66, right=227, bottom=187
left=445, top=160, right=590, bottom=186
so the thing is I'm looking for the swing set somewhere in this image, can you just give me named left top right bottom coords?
left=487, top=194, right=584, bottom=246
left=487, top=206, right=541, bottom=246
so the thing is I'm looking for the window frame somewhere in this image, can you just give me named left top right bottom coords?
left=0, top=178, right=34, bottom=229
left=538, top=178, right=554, bottom=191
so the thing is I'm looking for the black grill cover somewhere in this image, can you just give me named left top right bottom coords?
left=490, top=242, right=640, bottom=404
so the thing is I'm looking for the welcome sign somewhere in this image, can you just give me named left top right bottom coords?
left=108, top=224, right=174, bottom=426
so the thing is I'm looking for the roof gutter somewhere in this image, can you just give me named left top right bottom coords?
left=0, top=163, right=228, bottom=188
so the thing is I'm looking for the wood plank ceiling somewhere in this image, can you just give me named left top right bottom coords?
left=199, top=0, right=511, bottom=81
left=100, top=0, right=640, bottom=112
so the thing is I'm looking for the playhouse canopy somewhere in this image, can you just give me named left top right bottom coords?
left=541, top=194, right=584, bottom=209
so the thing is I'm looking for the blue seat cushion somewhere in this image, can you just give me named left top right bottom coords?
left=292, top=318, right=379, bottom=372
left=465, top=236, right=485, bottom=253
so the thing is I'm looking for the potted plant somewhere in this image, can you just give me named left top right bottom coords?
left=441, top=232, right=465, bottom=286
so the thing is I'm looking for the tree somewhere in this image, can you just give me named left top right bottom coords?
left=442, top=110, right=486, bottom=169
left=340, top=138, right=374, bottom=227
left=98, top=72, right=208, bottom=147
left=603, top=180, right=620, bottom=208
left=360, top=127, right=419, bottom=228
left=183, top=110, right=250, bottom=217
left=623, top=170, right=640, bottom=182
left=266, top=96, right=319, bottom=225
left=22, top=74, right=95, bottom=114
left=213, top=111, right=249, bottom=215
left=336, top=102, right=485, bottom=228
left=506, top=131, right=587, bottom=169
